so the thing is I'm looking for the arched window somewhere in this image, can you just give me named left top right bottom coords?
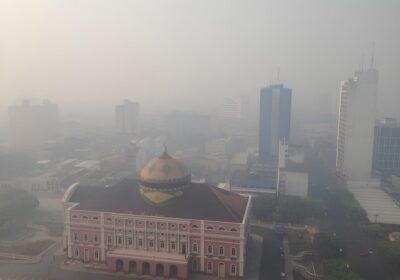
left=230, top=228, right=237, bottom=232
left=82, top=216, right=88, bottom=219
left=93, top=216, right=98, bottom=220
left=207, top=245, right=213, bottom=255
left=74, top=248, right=79, bottom=257
left=231, top=247, right=237, bottom=257
left=219, top=227, right=225, bottom=231
left=207, top=226, right=213, bottom=230
left=231, top=264, right=237, bottom=275
left=191, top=224, right=198, bottom=229
left=219, top=246, right=224, bottom=256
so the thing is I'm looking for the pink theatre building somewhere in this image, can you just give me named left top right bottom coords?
left=62, top=151, right=251, bottom=279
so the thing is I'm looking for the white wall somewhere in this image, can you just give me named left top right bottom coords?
left=283, top=171, right=308, bottom=198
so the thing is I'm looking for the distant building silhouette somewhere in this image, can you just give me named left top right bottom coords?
left=8, top=99, right=59, bottom=148
left=336, top=69, right=378, bottom=183
left=115, top=100, right=140, bottom=136
left=259, top=84, right=292, bottom=163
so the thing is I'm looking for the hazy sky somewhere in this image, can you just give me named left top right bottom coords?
left=1, top=0, right=399, bottom=124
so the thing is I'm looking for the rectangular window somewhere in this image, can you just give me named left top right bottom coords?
left=171, top=241, right=176, bottom=250
left=219, top=246, right=224, bottom=256
left=94, top=250, right=99, bottom=260
left=74, top=232, right=78, bottom=241
left=231, top=247, right=236, bottom=256
left=149, top=240, right=154, bottom=248
left=160, top=240, right=165, bottom=249
left=231, top=264, right=236, bottom=275
left=207, top=261, right=213, bottom=273
left=107, top=235, right=112, bottom=245
left=138, top=238, right=143, bottom=247
left=74, top=248, right=79, bottom=257
left=118, top=236, right=123, bottom=245
left=93, top=234, right=98, bottom=243
left=83, top=234, right=88, bottom=242
left=192, top=243, right=198, bottom=253
left=128, top=238, right=133, bottom=245
left=208, top=245, right=213, bottom=255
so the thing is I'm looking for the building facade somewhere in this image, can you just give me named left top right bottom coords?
left=115, top=100, right=140, bottom=136
left=336, top=69, right=378, bottom=182
left=373, top=118, right=400, bottom=176
left=259, top=84, right=292, bottom=163
left=62, top=151, right=251, bottom=279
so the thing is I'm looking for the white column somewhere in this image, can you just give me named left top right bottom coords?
left=66, top=209, right=72, bottom=258
left=200, top=220, right=205, bottom=272
left=239, top=224, right=245, bottom=276
left=100, top=212, right=105, bottom=261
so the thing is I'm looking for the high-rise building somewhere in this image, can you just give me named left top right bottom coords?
left=217, top=97, right=243, bottom=122
left=115, top=100, right=140, bottom=136
left=372, top=118, right=400, bottom=176
left=259, top=84, right=292, bottom=163
left=8, top=99, right=59, bottom=148
left=336, top=69, right=379, bottom=182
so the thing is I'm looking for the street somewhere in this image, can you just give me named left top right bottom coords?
left=252, top=226, right=285, bottom=280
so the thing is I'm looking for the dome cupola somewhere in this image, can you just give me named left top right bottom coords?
left=138, top=149, right=191, bottom=206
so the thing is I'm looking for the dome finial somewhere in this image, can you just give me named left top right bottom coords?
left=161, top=146, right=171, bottom=159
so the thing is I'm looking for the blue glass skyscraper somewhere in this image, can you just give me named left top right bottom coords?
left=259, top=84, right=292, bottom=163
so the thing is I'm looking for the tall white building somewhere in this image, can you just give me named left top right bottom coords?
left=217, top=97, right=243, bottom=121
left=336, top=69, right=379, bottom=183
left=115, top=100, right=140, bottom=136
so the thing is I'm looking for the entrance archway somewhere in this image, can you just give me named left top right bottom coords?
left=169, top=265, right=178, bottom=278
left=129, top=260, right=137, bottom=273
left=156, top=263, right=164, bottom=276
left=143, top=262, right=150, bottom=275
left=116, top=259, right=124, bottom=272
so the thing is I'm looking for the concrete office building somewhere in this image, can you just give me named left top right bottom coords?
left=115, top=100, right=140, bottom=136
left=373, top=118, right=400, bottom=176
left=259, top=84, right=292, bottom=163
left=336, top=69, right=379, bottom=183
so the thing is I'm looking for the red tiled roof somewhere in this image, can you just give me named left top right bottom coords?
left=68, top=180, right=249, bottom=223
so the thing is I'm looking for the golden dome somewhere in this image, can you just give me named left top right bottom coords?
left=139, top=150, right=191, bottom=186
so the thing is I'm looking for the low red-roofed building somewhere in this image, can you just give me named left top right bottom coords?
left=62, top=151, right=251, bottom=279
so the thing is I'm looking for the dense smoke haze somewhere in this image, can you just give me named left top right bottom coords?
left=0, top=0, right=399, bottom=124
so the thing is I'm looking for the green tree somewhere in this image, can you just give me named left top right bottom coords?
left=278, top=196, right=307, bottom=224
left=0, top=188, right=39, bottom=234
left=314, top=232, right=344, bottom=259
left=252, top=194, right=277, bottom=221
left=324, top=259, right=362, bottom=280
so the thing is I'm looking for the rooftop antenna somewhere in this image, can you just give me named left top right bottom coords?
left=361, top=53, right=365, bottom=72
left=277, top=67, right=280, bottom=84
left=370, top=41, right=375, bottom=69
